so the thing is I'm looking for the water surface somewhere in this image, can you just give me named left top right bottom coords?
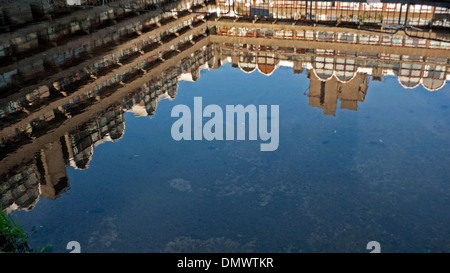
left=10, top=62, right=450, bottom=253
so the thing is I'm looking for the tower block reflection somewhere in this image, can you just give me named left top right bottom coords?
left=308, top=70, right=368, bottom=116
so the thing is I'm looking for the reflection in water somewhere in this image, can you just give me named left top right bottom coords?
left=0, top=0, right=449, bottom=252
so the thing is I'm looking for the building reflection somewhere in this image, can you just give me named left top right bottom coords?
left=212, top=18, right=449, bottom=114
left=308, top=70, right=368, bottom=115
left=0, top=0, right=449, bottom=213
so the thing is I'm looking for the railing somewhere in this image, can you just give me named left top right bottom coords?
left=1, top=1, right=449, bottom=25
left=214, top=1, right=450, bottom=42
left=0, top=0, right=448, bottom=41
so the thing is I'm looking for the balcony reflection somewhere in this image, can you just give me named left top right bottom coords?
left=0, top=0, right=449, bottom=214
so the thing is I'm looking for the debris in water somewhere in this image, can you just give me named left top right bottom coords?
left=87, top=208, right=105, bottom=214
left=168, top=178, right=192, bottom=192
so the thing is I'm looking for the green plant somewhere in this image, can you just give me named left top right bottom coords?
left=0, top=211, right=51, bottom=253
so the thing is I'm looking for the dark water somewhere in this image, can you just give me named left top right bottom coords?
left=9, top=63, right=450, bottom=253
